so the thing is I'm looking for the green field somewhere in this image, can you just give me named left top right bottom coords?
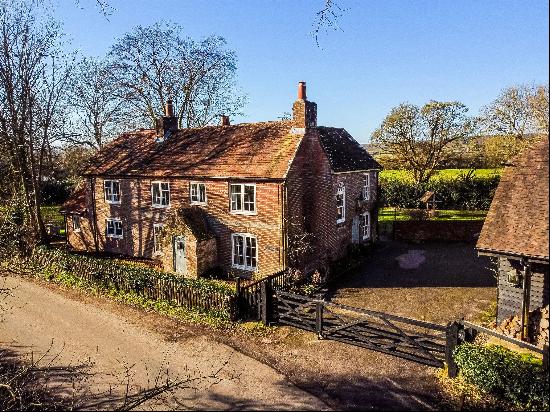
left=378, top=207, right=487, bottom=222
left=41, top=205, right=64, bottom=226
left=380, top=168, right=502, bottom=182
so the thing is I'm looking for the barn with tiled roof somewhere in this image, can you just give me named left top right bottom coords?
left=477, top=135, right=549, bottom=331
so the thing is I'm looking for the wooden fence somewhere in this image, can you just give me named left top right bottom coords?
left=30, top=249, right=237, bottom=319
left=274, top=290, right=448, bottom=368
left=236, top=270, right=295, bottom=320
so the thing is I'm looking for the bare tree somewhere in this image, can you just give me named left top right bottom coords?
left=66, top=57, right=124, bottom=149
left=108, top=22, right=245, bottom=129
left=312, top=0, right=347, bottom=46
left=372, top=101, right=472, bottom=184
left=528, top=84, right=549, bottom=134
left=478, top=84, right=546, bottom=140
left=0, top=0, right=73, bottom=244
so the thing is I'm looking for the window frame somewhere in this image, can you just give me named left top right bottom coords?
left=153, top=223, right=163, bottom=255
left=363, top=173, right=371, bottom=201
left=151, top=181, right=170, bottom=208
left=360, top=211, right=371, bottom=240
left=336, top=184, right=346, bottom=224
left=72, top=215, right=81, bottom=232
left=189, top=182, right=207, bottom=205
left=229, top=183, right=256, bottom=215
left=104, top=179, right=121, bottom=204
left=105, top=218, right=123, bottom=239
left=231, top=233, right=258, bottom=271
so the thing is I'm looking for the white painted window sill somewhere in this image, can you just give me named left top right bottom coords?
left=230, top=210, right=257, bottom=216
left=231, top=264, right=257, bottom=271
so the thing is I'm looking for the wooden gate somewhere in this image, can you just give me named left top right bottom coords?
left=275, top=291, right=448, bottom=368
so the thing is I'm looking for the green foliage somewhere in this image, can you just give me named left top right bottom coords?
left=20, top=247, right=236, bottom=322
left=379, top=169, right=500, bottom=210
left=453, top=343, right=549, bottom=410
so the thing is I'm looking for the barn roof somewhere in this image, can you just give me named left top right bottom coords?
left=476, top=136, right=549, bottom=261
left=317, top=127, right=381, bottom=172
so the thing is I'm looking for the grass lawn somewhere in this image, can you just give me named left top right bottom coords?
left=380, top=168, right=502, bottom=182
left=378, top=207, right=487, bottom=222
left=41, top=205, right=64, bottom=226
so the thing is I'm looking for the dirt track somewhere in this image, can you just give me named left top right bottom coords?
left=0, top=275, right=329, bottom=410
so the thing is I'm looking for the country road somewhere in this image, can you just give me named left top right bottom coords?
left=0, top=275, right=329, bottom=410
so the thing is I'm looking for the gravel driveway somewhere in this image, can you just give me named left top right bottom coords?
left=0, top=275, right=328, bottom=410
left=329, top=241, right=497, bottom=323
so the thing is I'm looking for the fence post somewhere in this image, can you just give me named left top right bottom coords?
left=260, top=280, right=272, bottom=326
left=446, top=321, right=461, bottom=378
left=543, top=345, right=549, bottom=371
left=315, top=301, right=324, bottom=339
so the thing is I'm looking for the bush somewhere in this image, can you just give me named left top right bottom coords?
left=453, top=343, right=549, bottom=410
left=379, top=170, right=500, bottom=210
left=41, top=180, right=73, bottom=205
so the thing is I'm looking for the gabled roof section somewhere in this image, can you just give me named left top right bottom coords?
left=476, top=136, right=549, bottom=261
left=60, top=182, right=87, bottom=215
left=317, top=127, right=382, bottom=173
left=84, top=121, right=299, bottom=179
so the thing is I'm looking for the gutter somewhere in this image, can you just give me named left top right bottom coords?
left=477, top=249, right=549, bottom=265
left=82, top=173, right=286, bottom=183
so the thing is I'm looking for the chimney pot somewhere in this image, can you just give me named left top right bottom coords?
left=297, top=81, right=306, bottom=100
left=165, top=100, right=174, bottom=117
left=220, top=115, right=230, bottom=126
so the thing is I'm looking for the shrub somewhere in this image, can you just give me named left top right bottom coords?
left=453, top=343, right=549, bottom=410
left=379, top=170, right=500, bottom=210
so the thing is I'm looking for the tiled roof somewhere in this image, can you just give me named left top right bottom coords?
left=317, top=127, right=382, bottom=172
left=476, top=136, right=549, bottom=261
left=84, top=121, right=300, bottom=179
left=60, top=182, right=87, bottom=214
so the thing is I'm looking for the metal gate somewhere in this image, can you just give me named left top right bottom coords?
left=275, top=291, right=448, bottom=367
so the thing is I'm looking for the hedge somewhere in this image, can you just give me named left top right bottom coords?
left=453, top=343, right=548, bottom=410
left=379, top=171, right=500, bottom=210
left=24, top=247, right=236, bottom=318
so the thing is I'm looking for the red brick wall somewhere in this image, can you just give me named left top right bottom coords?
left=67, top=131, right=379, bottom=278
left=285, top=129, right=379, bottom=269
left=71, top=176, right=285, bottom=279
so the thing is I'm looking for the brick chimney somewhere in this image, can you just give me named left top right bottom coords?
left=155, top=99, right=178, bottom=140
left=292, top=81, right=317, bottom=129
left=220, top=115, right=230, bottom=126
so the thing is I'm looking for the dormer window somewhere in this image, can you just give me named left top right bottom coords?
left=363, top=173, right=371, bottom=201
left=336, top=184, right=345, bottom=223
left=230, top=183, right=256, bottom=214
left=104, top=180, right=121, bottom=204
left=190, top=182, right=207, bottom=205
left=151, top=182, right=170, bottom=208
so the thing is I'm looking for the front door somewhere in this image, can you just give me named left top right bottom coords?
left=173, top=236, right=186, bottom=275
left=352, top=216, right=360, bottom=244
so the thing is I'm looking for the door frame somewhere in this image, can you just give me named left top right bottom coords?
left=173, top=235, right=186, bottom=275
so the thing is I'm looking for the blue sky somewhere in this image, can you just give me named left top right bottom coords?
left=54, top=0, right=549, bottom=143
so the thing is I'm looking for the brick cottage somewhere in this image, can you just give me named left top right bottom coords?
left=61, top=82, right=381, bottom=279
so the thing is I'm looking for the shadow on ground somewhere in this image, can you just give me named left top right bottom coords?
left=331, top=241, right=496, bottom=290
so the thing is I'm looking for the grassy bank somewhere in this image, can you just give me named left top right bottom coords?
left=378, top=207, right=487, bottom=222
